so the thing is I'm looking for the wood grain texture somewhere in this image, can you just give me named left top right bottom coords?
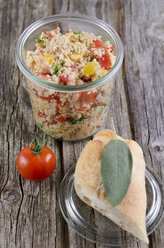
left=120, top=1, right=164, bottom=248
left=0, top=0, right=163, bottom=247
left=0, top=0, right=65, bottom=248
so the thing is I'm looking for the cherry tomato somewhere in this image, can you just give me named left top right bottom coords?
left=16, top=141, right=56, bottom=181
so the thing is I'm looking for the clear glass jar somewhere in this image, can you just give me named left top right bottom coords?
left=16, top=15, right=123, bottom=141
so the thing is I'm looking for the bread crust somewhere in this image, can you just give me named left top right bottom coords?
left=74, top=129, right=149, bottom=243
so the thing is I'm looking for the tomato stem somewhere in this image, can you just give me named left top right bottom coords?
left=30, top=137, right=48, bottom=159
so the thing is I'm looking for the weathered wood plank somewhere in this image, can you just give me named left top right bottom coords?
left=0, top=0, right=163, bottom=247
left=0, top=0, right=66, bottom=248
left=120, top=0, right=164, bottom=248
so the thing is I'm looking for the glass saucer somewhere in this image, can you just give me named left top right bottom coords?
left=59, top=165, right=164, bottom=246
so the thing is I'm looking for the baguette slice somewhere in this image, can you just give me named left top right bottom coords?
left=74, top=129, right=149, bottom=243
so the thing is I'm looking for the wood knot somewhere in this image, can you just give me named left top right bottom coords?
left=151, top=136, right=164, bottom=152
left=2, top=188, right=21, bottom=205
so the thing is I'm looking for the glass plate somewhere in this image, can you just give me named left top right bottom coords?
left=59, top=165, right=164, bottom=246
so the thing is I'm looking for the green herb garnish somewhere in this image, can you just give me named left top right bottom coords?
left=100, top=119, right=133, bottom=207
left=67, top=115, right=84, bottom=125
left=37, top=123, right=44, bottom=129
left=53, top=62, right=63, bottom=75
left=36, top=35, right=43, bottom=43
left=73, top=31, right=82, bottom=35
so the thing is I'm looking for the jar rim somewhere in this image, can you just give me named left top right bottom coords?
left=15, top=14, right=124, bottom=92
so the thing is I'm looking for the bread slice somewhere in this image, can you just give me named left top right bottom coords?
left=74, top=129, right=149, bottom=243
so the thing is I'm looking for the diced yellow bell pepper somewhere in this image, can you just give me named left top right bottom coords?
left=42, top=55, right=53, bottom=59
left=71, top=54, right=81, bottom=61
left=42, top=55, right=55, bottom=65
left=82, top=62, right=98, bottom=76
left=102, top=69, right=107, bottom=76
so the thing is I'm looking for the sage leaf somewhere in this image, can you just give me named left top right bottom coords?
left=101, top=139, right=133, bottom=207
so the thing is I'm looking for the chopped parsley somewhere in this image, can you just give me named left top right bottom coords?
left=37, top=122, right=44, bottom=129
left=67, top=115, right=85, bottom=125
left=36, top=34, right=48, bottom=45
left=36, top=35, right=43, bottom=43
left=73, top=31, right=82, bottom=35
left=53, top=62, right=63, bottom=75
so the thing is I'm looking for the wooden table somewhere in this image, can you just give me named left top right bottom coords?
left=1, top=0, right=164, bottom=247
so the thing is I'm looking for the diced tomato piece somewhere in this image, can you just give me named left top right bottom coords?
left=59, top=75, right=70, bottom=84
left=35, top=72, right=50, bottom=81
left=93, top=40, right=103, bottom=47
left=39, top=95, right=51, bottom=102
left=51, top=120, right=57, bottom=125
left=91, top=103, right=97, bottom=108
left=40, top=50, right=44, bottom=54
left=33, top=87, right=60, bottom=103
left=56, top=116, right=68, bottom=123
left=38, top=110, right=47, bottom=118
left=46, top=94, right=60, bottom=103
left=43, top=119, right=57, bottom=126
left=80, top=91, right=99, bottom=104
left=71, top=64, right=78, bottom=69
left=77, top=91, right=99, bottom=110
left=45, top=31, right=53, bottom=38
left=105, top=46, right=113, bottom=53
left=98, top=50, right=112, bottom=70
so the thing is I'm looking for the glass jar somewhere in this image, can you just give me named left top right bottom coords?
left=16, top=15, right=123, bottom=141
